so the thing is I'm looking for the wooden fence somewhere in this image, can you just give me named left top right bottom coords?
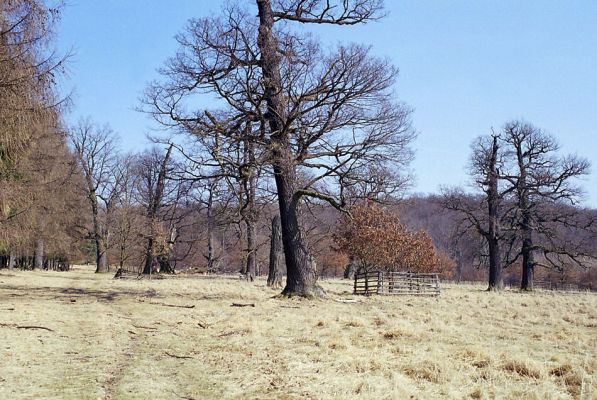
left=354, top=271, right=440, bottom=296
left=534, top=280, right=581, bottom=292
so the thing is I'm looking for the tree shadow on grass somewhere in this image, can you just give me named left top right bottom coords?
left=0, top=284, right=159, bottom=303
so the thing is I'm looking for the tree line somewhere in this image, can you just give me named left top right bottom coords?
left=1, top=0, right=595, bottom=295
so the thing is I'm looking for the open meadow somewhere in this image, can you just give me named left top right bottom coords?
left=1, top=266, right=595, bottom=400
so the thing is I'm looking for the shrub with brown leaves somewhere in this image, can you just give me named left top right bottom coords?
left=335, top=202, right=448, bottom=274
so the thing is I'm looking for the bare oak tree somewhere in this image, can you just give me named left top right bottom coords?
left=500, top=120, right=593, bottom=290
left=444, top=120, right=594, bottom=291
left=135, top=145, right=175, bottom=274
left=443, top=134, right=506, bottom=290
left=70, top=119, right=121, bottom=273
left=144, top=0, right=414, bottom=297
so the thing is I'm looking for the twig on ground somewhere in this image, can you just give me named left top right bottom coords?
left=1, top=323, right=54, bottom=332
left=217, top=329, right=249, bottom=338
left=165, top=351, right=194, bottom=359
left=0, top=323, right=55, bottom=332
left=231, top=303, right=255, bottom=307
left=150, top=302, right=195, bottom=309
left=132, top=324, right=158, bottom=330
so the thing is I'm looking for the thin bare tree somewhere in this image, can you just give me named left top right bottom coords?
left=443, top=134, right=506, bottom=290
left=69, top=119, right=122, bottom=273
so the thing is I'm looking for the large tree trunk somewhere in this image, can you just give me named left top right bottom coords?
left=34, top=238, right=44, bottom=270
left=89, top=197, right=109, bottom=273
left=118, top=240, right=126, bottom=269
left=242, top=136, right=257, bottom=281
left=96, top=238, right=109, bottom=273
left=206, top=186, right=217, bottom=273
left=486, top=135, right=503, bottom=291
left=160, top=226, right=177, bottom=274
left=142, top=237, right=154, bottom=275
left=520, top=226, right=534, bottom=291
left=256, top=0, right=322, bottom=297
left=276, top=172, right=322, bottom=297
left=454, top=249, right=463, bottom=283
left=142, top=145, right=173, bottom=275
left=519, top=182, right=534, bottom=290
left=8, top=250, right=16, bottom=270
left=267, top=215, right=284, bottom=287
left=487, top=235, right=503, bottom=290
left=245, top=218, right=256, bottom=281
left=343, top=259, right=357, bottom=280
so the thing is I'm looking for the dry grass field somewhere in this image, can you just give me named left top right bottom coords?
left=0, top=266, right=595, bottom=400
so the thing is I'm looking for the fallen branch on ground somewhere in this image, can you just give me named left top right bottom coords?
left=132, top=324, right=158, bottom=330
left=17, top=325, right=54, bottom=331
left=231, top=303, right=255, bottom=307
left=170, top=389, right=196, bottom=400
left=217, top=329, right=249, bottom=338
left=150, top=302, right=195, bottom=309
left=0, top=323, right=55, bottom=332
left=165, top=351, right=194, bottom=359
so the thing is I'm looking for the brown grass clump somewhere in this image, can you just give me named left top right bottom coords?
left=345, top=320, right=363, bottom=327
left=469, top=388, right=483, bottom=399
left=381, top=328, right=411, bottom=339
left=403, top=361, right=444, bottom=383
left=549, top=363, right=573, bottom=377
left=501, top=360, right=542, bottom=379
left=549, top=363, right=585, bottom=397
left=472, top=359, right=490, bottom=369
left=563, top=373, right=583, bottom=397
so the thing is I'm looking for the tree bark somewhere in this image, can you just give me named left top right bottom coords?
left=142, top=144, right=173, bottom=275
left=343, top=260, right=356, bottom=280
left=454, top=249, right=463, bottom=283
left=520, top=217, right=534, bottom=291
left=267, top=215, right=284, bottom=287
left=160, top=226, right=177, bottom=274
left=96, top=238, right=109, bottom=273
left=142, top=237, right=154, bottom=275
left=486, top=135, right=503, bottom=291
left=245, top=218, right=256, bottom=281
left=8, top=250, right=15, bottom=270
left=34, top=237, right=44, bottom=270
left=516, top=144, right=534, bottom=291
left=256, top=0, right=322, bottom=297
left=206, top=185, right=217, bottom=273
left=241, top=135, right=257, bottom=281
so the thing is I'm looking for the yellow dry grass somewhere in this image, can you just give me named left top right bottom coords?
left=0, top=266, right=595, bottom=399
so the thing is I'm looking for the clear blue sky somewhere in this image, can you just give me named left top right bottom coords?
left=57, top=1, right=597, bottom=207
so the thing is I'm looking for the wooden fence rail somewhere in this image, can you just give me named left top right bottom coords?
left=354, top=271, right=440, bottom=296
